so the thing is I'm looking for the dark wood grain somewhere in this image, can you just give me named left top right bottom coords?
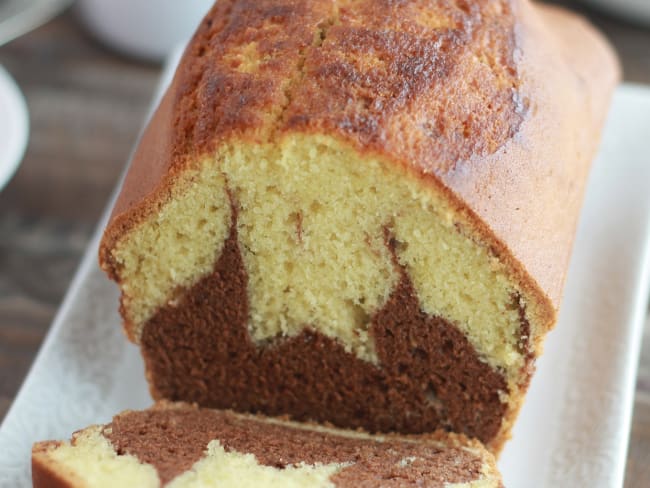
left=0, top=11, right=159, bottom=418
left=0, top=4, right=648, bottom=486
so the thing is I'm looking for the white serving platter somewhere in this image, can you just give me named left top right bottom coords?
left=0, top=52, right=649, bottom=487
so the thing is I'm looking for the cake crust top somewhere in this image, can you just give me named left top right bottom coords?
left=172, top=0, right=524, bottom=167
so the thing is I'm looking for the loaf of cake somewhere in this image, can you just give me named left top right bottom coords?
left=99, top=0, right=618, bottom=452
left=32, top=403, right=503, bottom=487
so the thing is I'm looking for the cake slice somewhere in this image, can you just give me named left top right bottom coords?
left=99, top=0, right=618, bottom=452
left=32, top=403, right=503, bottom=487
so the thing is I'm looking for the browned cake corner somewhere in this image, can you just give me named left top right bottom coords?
left=32, top=403, right=503, bottom=488
left=99, top=0, right=619, bottom=453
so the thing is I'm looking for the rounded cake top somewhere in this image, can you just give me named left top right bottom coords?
left=172, top=0, right=524, bottom=173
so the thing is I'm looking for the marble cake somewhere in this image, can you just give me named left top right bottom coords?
left=99, top=0, right=618, bottom=452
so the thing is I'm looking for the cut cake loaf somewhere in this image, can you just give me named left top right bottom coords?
left=99, top=0, right=619, bottom=452
left=32, top=403, right=503, bottom=487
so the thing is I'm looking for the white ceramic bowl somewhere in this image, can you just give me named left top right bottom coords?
left=580, top=0, right=650, bottom=25
left=76, top=0, right=214, bottom=62
left=0, top=64, right=29, bottom=192
left=0, top=0, right=73, bottom=46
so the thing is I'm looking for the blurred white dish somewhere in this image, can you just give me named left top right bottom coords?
left=0, top=0, right=72, bottom=46
left=76, top=0, right=214, bottom=62
left=580, top=0, right=650, bottom=25
left=0, top=64, right=28, bottom=191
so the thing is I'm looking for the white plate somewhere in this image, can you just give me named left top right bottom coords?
left=0, top=0, right=72, bottom=47
left=0, top=51, right=649, bottom=486
left=0, top=64, right=28, bottom=191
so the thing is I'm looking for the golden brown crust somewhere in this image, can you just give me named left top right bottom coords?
left=99, top=0, right=619, bottom=341
left=32, top=442, right=77, bottom=488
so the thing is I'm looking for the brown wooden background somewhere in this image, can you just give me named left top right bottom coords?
left=0, top=3, right=648, bottom=485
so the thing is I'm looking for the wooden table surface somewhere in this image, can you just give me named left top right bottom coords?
left=1, top=4, right=649, bottom=486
